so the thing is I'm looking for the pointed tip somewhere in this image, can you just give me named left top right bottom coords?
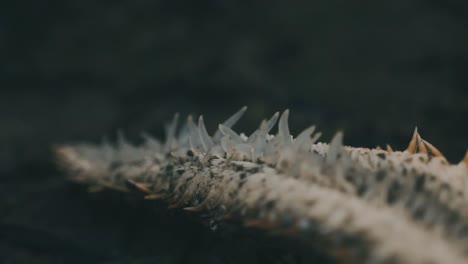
left=405, top=127, right=420, bottom=153
left=330, top=131, right=344, bottom=147
left=126, top=180, right=152, bottom=193
left=386, top=144, right=393, bottom=152
left=293, top=126, right=319, bottom=151
left=228, top=106, right=247, bottom=123
left=462, top=150, right=468, bottom=165
left=376, top=146, right=382, bottom=150
left=326, top=131, right=344, bottom=163
left=280, top=109, right=290, bottom=121
left=413, top=126, right=419, bottom=138
left=198, top=115, right=214, bottom=151
left=422, top=140, right=444, bottom=158
left=99, top=180, right=130, bottom=192
left=278, top=109, right=291, bottom=142
left=332, top=131, right=344, bottom=141
left=164, top=113, right=180, bottom=151
left=197, top=115, right=205, bottom=129
left=273, top=111, right=280, bottom=119
left=271, top=112, right=280, bottom=122
left=265, top=112, right=280, bottom=132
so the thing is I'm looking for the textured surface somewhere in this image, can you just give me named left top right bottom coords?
left=1, top=0, right=468, bottom=263
left=56, top=109, right=468, bottom=263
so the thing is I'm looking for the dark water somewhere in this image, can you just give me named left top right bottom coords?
left=1, top=1, right=467, bottom=263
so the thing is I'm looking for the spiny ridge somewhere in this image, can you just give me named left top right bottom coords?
left=55, top=107, right=468, bottom=264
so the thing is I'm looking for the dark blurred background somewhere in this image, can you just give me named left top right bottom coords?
left=1, top=0, right=467, bottom=263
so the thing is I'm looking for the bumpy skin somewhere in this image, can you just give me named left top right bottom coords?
left=55, top=108, right=468, bottom=264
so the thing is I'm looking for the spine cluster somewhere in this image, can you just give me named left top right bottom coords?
left=55, top=107, right=468, bottom=264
